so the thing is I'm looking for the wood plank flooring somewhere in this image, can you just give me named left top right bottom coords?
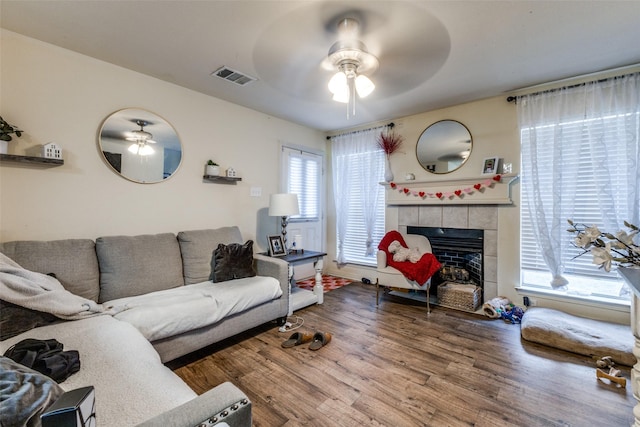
left=168, top=282, right=635, bottom=426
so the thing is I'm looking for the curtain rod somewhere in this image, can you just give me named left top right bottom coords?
left=507, top=78, right=607, bottom=103
left=326, top=122, right=394, bottom=140
left=507, top=70, right=639, bottom=103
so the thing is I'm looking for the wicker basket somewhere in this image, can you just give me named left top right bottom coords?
left=437, top=282, right=481, bottom=312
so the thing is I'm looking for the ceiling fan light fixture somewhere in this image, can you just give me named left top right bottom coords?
left=326, top=18, right=378, bottom=118
left=328, top=71, right=347, bottom=95
left=128, top=141, right=155, bottom=156
left=126, top=119, right=157, bottom=155
left=126, top=120, right=155, bottom=143
left=355, top=74, right=375, bottom=98
left=139, top=144, right=154, bottom=156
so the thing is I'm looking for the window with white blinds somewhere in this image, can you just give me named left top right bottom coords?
left=336, top=150, right=386, bottom=265
left=521, top=112, right=639, bottom=298
left=285, top=149, right=321, bottom=221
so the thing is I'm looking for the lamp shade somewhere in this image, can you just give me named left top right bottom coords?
left=355, top=75, right=375, bottom=98
left=268, top=193, right=300, bottom=217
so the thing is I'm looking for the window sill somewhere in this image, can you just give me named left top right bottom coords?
left=515, top=286, right=630, bottom=312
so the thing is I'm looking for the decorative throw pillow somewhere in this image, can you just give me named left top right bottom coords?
left=0, top=300, right=60, bottom=341
left=211, top=240, right=256, bottom=283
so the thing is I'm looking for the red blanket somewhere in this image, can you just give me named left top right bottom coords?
left=378, top=231, right=442, bottom=284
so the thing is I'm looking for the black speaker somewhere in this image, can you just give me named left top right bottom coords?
left=41, top=386, right=95, bottom=427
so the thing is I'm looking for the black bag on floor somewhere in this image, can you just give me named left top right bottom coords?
left=3, top=338, right=80, bottom=383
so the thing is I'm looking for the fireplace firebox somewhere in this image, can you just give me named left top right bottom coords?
left=407, top=226, right=484, bottom=299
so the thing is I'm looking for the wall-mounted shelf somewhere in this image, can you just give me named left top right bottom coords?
left=203, top=175, right=242, bottom=184
left=0, top=154, right=64, bottom=167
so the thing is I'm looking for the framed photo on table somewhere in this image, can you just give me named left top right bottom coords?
left=481, top=157, right=500, bottom=175
left=268, top=235, right=286, bottom=257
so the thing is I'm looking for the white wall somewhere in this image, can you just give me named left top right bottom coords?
left=0, top=30, right=325, bottom=250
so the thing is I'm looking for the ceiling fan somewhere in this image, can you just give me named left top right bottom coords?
left=252, top=2, right=450, bottom=125
left=126, top=119, right=156, bottom=156
left=325, top=17, right=380, bottom=119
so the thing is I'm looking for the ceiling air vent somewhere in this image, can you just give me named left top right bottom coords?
left=211, top=66, right=257, bottom=86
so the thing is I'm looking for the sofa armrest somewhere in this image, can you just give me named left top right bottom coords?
left=254, top=254, right=289, bottom=295
left=135, top=382, right=251, bottom=427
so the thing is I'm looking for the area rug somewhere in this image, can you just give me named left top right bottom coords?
left=296, top=275, right=352, bottom=293
left=521, top=307, right=635, bottom=366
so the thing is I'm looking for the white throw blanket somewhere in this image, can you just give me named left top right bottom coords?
left=0, top=253, right=121, bottom=319
left=106, top=276, right=283, bottom=341
left=0, top=252, right=282, bottom=342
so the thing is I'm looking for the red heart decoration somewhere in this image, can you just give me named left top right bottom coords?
left=455, top=190, right=462, bottom=196
left=390, top=182, right=397, bottom=188
left=403, top=188, right=410, bottom=194
left=435, top=192, right=443, bottom=199
left=419, top=191, right=425, bottom=198
left=493, top=174, right=502, bottom=182
left=474, top=183, right=482, bottom=190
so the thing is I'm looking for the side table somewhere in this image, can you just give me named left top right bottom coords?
left=279, top=250, right=327, bottom=314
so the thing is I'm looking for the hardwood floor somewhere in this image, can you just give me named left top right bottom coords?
left=169, top=283, right=635, bottom=426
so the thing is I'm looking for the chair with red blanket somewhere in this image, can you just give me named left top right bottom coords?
left=375, top=230, right=441, bottom=313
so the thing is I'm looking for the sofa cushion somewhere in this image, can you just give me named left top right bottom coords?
left=96, top=233, right=184, bottom=302
left=212, top=241, right=256, bottom=283
left=106, top=276, right=283, bottom=342
left=177, top=227, right=243, bottom=284
left=0, top=239, right=99, bottom=301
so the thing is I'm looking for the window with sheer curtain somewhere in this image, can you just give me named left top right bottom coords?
left=519, top=73, right=640, bottom=301
left=331, top=128, right=386, bottom=266
left=285, top=149, right=320, bottom=221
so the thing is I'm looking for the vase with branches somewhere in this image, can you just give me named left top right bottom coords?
left=376, top=130, right=404, bottom=182
left=567, top=219, right=639, bottom=272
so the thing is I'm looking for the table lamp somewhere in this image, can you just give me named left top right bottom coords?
left=268, top=193, right=299, bottom=252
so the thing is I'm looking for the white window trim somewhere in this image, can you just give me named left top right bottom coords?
left=279, top=142, right=326, bottom=246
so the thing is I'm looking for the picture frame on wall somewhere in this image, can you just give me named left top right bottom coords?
left=481, top=157, right=500, bottom=175
left=268, top=235, right=286, bottom=257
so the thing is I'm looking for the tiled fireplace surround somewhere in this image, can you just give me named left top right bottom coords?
left=397, top=205, right=498, bottom=302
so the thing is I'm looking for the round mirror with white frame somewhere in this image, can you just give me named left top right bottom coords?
left=416, top=120, right=472, bottom=174
left=98, top=108, right=182, bottom=183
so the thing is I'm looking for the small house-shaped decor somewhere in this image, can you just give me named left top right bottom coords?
left=43, top=142, right=62, bottom=159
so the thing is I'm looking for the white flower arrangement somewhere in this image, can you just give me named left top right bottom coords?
left=568, top=220, right=640, bottom=272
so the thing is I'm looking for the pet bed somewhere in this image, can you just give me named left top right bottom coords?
left=521, top=307, right=635, bottom=366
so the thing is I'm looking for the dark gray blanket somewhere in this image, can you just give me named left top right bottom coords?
left=0, top=356, right=64, bottom=427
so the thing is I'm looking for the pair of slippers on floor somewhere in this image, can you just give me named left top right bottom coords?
left=281, top=331, right=331, bottom=351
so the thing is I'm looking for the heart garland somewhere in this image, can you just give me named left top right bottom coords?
left=389, top=175, right=502, bottom=199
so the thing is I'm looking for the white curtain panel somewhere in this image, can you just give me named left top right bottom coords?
left=518, top=72, right=640, bottom=289
left=331, top=128, right=384, bottom=263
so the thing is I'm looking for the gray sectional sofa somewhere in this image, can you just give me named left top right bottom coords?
left=0, top=226, right=290, bottom=427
